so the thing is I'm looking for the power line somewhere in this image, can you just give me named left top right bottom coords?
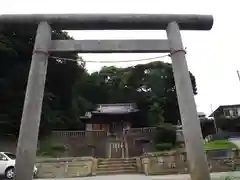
left=50, top=54, right=170, bottom=64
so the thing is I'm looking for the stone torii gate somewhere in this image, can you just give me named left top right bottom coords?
left=0, top=14, right=213, bottom=180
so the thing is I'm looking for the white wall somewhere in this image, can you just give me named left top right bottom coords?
left=237, top=107, right=240, bottom=116
left=86, top=124, right=92, bottom=130
left=223, top=107, right=240, bottom=117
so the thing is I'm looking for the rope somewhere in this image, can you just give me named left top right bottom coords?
left=50, top=54, right=170, bottom=63
left=40, top=47, right=187, bottom=64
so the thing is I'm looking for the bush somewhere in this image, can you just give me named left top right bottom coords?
left=155, top=143, right=174, bottom=151
left=37, top=139, right=66, bottom=157
left=51, top=145, right=66, bottom=152
left=216, top=117, right=240, bottom=132
left=155, top=124, right=176, bottom=145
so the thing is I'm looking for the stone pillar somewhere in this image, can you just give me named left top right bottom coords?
left=166, top=21, right=210, bottom=180
left=15, top=21, right=51, bottom=180
left=142, top=157, right=150, bottom=175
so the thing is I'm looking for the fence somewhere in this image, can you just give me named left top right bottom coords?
left=52, top=130, right=107, bottom=138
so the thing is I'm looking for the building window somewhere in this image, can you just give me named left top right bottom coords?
left=223, top=109, right=230, bottom=117
left=232, top=108, right=238, bottom=117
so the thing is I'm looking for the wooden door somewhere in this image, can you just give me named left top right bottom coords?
left=108, top=141, right=123, bottom=158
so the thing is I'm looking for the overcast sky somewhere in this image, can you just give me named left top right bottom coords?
left=1, top=0, right=240, bottom=115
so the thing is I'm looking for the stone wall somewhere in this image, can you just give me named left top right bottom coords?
left=51, top=128, right=157, bottom=158
left=140, top=149, right=239, bottom=175
left=51, top=131, right=107, bottom=157
left=125, top=127, right=156, bottom=157
left=35, top=157, right=98, bottom=178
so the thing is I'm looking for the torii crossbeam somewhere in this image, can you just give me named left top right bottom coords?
left=0, top=14, right=213, bottom=180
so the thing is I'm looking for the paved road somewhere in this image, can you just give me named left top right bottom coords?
left=36, top=172, right=240, bottom=180
left=1, top=171, right=239, bottom=180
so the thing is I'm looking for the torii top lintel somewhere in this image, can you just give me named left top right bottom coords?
left=0, top=14, right=213, bottom=30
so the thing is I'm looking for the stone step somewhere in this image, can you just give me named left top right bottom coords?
left=98, top=163, right=136, bottom=168
left=96, top=168, right=137, bottom=175
left=98, top=158, right=136, bottom=161
left=97, top=166, right=136, bottom=171
left=97, top=158, right=137, bottom=175
left=98, top=158, right=136, bottom=164
left=98, top=161, right=136, bottom=165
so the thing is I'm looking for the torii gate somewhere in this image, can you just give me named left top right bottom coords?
left=0, top=14, right=213, bottom=180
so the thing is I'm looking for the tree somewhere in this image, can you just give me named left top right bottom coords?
left=81, top=61, right=197, bottom=126
left=148, top=102, right=165, bottom=126
left=0, top=27, right=86, bottom=137
left=0, top=27, right=198, bottom=137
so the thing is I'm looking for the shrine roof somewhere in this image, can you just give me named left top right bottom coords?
left=94, top=103, right=139, bottom=114
left=92, top=109, right=139, bottom=115
left=79, top=103, right=139, bottom=119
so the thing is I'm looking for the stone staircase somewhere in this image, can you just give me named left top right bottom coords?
left=96, top=158, right=137, bottom=175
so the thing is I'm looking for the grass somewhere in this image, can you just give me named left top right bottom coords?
left=204, top=139, right=238, bottom=150
left=37, top=138, right=66, bottom=157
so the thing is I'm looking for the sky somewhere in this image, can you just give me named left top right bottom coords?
left=0, top=0, right=240, bottom=116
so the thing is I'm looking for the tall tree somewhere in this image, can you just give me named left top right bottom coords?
left=0, top=27, right=86, bottom=137
left=0, top=27, right=198, bottom=136
left=81, top=61, right=197, bottom=126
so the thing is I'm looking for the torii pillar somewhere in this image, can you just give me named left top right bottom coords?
left=0, top=14, right=213, bottom=180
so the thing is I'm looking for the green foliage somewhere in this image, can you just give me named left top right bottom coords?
left=155, top=143, right=174, bottom=151
left=0, top=27, right=87, bottom=137
left=216, top=117, right=240, bottom=132
left=0, top=27, right=198, bottom=137
left=37, top=139, right=66, bottom=157
left=148, top=102, right=165, bottom=126
left=204, top=140, right=238, bottom=150
left=155, top=125, right=177, bottom=145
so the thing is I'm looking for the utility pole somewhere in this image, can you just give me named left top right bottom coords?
left=237, top=70, right=240, bottom=82
left=210, top=104, right=218, bottom=133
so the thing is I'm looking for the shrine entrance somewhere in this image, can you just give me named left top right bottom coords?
left=0, top=13, right=213, bottom=180
left=108, top=140, right=123, bottom=158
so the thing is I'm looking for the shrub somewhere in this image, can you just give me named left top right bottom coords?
left=155, top=143, right=174, bottom=151
left=51, top=145, right=66, bottom=152
left=155, top=124, right=176, bottom=145
left=37, top=139, right=66, bottom=157
left=216, top=117, right=240, bottom=132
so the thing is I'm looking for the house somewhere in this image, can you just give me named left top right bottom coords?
left=209, top=104, right=240, bottom=119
